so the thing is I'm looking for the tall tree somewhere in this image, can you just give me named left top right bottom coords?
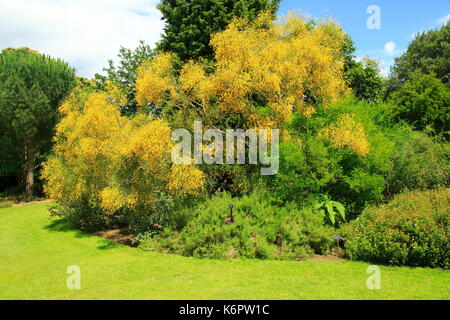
left=389, top=21, right=450, bottom=92
left=157, top=0, right=281, bottom=62
left=0, top=48, right=76, bottom=201
left=341, top=35, right=383, bottom=102
left=345, top=56, right=383, bottom=102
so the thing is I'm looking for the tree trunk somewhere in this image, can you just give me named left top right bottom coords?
left=24, top=145, right=35, bottom=202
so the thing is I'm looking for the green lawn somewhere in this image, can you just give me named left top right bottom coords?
left=0, top=202, right=448, bottom=300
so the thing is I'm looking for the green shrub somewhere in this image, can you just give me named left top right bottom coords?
left=385, top=130, right=449, bottom=195
left=49, top=192, right=199, bottom=234
left=267, top=97, right=449, bottom=218
left=141, top=192, right=334, bottom=260
left=267, top=137, right=341, bottom=206
left=342, top=189, right=450, bottom=269
left=267, top=97, right=395, bottom=215
left=48, top=201, right=126, bottom=232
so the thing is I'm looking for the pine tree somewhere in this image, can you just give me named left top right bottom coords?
left=0, top=48, right=76, bottom=201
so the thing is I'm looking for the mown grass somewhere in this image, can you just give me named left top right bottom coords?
left=0, top=202, right=448, bottom=300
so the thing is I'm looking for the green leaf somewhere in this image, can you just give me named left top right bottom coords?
left=313, top=202, right=324, bottom=210
left=325, top=202, right=335, bottom=225
left=331, top=201, right=346, bottom=222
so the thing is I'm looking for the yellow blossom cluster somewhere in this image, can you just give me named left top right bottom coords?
left=321, top=113, right=370, bottom=156
left=136, top=53, right=175, bottom=106
left=135, top=11, right=349, bottom=129
left=42, top=85, right=204, bottom=214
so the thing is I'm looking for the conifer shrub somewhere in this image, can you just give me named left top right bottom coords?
left=140, top=192, right=334, bottom=260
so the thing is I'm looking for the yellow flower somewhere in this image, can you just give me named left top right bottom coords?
left=322, top=113, right=370, bottom=156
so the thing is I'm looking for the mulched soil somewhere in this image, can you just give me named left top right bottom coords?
left=94, top=228, right=136, bottom=247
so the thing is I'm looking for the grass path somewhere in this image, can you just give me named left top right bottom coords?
left=0, top=202, right=449, bottom=300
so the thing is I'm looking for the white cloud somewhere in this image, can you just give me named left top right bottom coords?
left=436, top=13, right=450, bottom=25
left=0, top=0, right=164, bottom=78
left=383, top=41, right=396, bottom=56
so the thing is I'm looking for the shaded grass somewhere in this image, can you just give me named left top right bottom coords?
left=0, top=202, right=449, bottom=300
left=0, top=200, right=14, bottom=209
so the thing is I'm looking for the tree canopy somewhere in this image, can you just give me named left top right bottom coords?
left=345, top=57, right=383, bottom=102
left=390, top=72, right=449, bottom=134
left=0, top=47, right=76, bottom=200
left=386, top=22, right=450, bottom=135
left=157, top=0, right=281, bottom=61
left=390, top=21, right=450, bottom=89
left=137, top=12, right=349, bottom=131
left=95, top=40, right=155, bottom=116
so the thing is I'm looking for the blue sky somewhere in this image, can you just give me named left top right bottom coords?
left=278, top=0, right=450, bottom=76
left=1, top=0, right=448, bottom=78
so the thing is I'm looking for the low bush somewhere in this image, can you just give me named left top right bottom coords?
left=342, top=188, right=450, bottom=269
left=47, top=202, right=126, bottom=232
left=385, top=130, right=449, bottom=196
left=140, top=192, right=334, bottom=260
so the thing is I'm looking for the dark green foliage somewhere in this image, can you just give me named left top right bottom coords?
left=345, top=57, right=383, bottom=102
left=390, top=21, right=450, bottom=88
left=268, top=137, right=341, bottom=206
left=48, top=202, right=126, bottom=233
left=140, top=192, right=334, bottom=260
left=342, top=189, right=450, bottom=269
left=342, top=36, right=383, bottom=102
left=202, top=164, right=259, bottom=197
left=95, top=40, right=155, bottom=116
left=384, top=22, right=450, bottom=135
left=157, top=0, right=280, bottom=61
left=341, top=33, right=357, bottom=73
left=384, top=130, right=450, bottom=196
left=0, top=47, right=76, bottom=200
left=390, top=72, right=450, bottom=134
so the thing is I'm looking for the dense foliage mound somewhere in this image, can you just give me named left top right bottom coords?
left=267, top=97, right=449, bottom=217
left=140, top=192, right=334, bottom=260
left=342, top=189, right=450, bottom=269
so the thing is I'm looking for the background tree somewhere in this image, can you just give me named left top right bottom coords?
left=388, top=21, right=450, bottom=93
left=345, top=56, right=383, bottom=102
left=157, top=0, right=281, bottom=62
left=390, top=72, right=449, bottom=134
left=341, top=33, right=357, bottom=73
left=95, top=40, right=155, bottom=116
left=341, top=35, right=383, bottom=102
left=0, top=47, right=76, bottom=201
left=384, top=22, right=450, bottom=135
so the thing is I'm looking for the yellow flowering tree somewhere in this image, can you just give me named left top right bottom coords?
left=134, top=12, right=370, bottom=196
left=321, top=113, right=370, bottom=156
left=136, top=12, right=349, bottom=130
left=42, top=84, right=204, bottom=230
